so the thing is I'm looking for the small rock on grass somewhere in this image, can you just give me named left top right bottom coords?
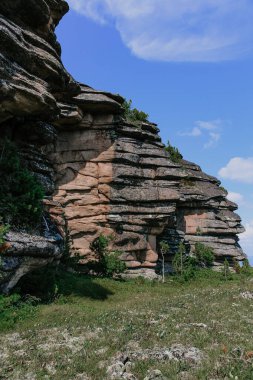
left=74, top=374, right=91, bottom=380
left=144, top=369, right=168, bottom=380
left=240, top=291, right=253, bottom=300
left=106, top=361, right=125, bottom=379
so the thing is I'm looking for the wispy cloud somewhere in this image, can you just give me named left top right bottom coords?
left=227, top=191, right=244, bottom=204
left=179, top=119, right=221, bottom=149
left=179, top=127, right=202, bottom=137
left=204, top=132, right=221, bottom=149
left=240, top=220, right=253, bottom=258
left=219, top=157, right=253, bottom=183
left=195, top=120, right=221, bottom=131
left=68, top=0, right=253, bottom=62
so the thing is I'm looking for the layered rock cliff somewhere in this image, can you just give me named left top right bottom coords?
left=47, top=86, right=245, bottom=277
left=0, top=0, right=76, bottom=292
left=0, top=0, right=246, bottom=290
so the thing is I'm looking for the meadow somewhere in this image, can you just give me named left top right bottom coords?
left=0, top=270, right=253, bottom=379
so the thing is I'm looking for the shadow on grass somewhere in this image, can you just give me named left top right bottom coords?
left=0, top=267, right=115, bottom=333
left=16, top=266, right=114, bottom=302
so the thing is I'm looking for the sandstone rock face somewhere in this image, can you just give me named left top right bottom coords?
left=49, top=87, right=245, bottom=275
left=0, top=0, right=246, bottom=289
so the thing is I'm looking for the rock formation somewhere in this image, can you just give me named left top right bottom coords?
left=0, top=0, right=76, bottom=292
left=0, top=0, right=246, bottom=290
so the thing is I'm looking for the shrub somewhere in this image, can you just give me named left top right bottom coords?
left=0, top=293, right=38, bottom=332
left=0, top=222, right=9, bottom=246
left=164, top=140, right=183, bottom=163
left=232, top=258, right=241, bottom=274
left=172, top=242, right=186, bottom=276
left=172, top=243, right=198, bottom=281
left=0, top=222, right=10, bottom=255
left=195, top=242, right=214, bottom=267
left=241, top=259, right=252, bottom=275
left=230, top=258, right=252, bottom=277
left=122, top=99, right=149, bottom=125
left=90, top=234, right=126, bottom=277
left=0, top=139, right=44, bottom=228
left=102, top=250, right=126, bottom=277
left=159, top=241, right=170, bottom=283
left=223, top=258, right=231, bottom=281
left=90, top=234, right=110, bottom=256
left=172, top=242, right=214, bottom=281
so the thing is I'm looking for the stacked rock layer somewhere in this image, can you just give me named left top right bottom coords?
left=48, top=85, right=245, bottom=277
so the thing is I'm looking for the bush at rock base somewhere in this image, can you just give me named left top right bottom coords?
left=90, top=234, right=126, bottom=277
left=195, top=242, right=214, bottom=267
left=241, top=259, right=251, bottom=274
left=172, top=242, right=215, bottom=281
left=223, top=258, right=232, bottom=281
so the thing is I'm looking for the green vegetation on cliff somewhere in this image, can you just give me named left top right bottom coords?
left=0, top=140, right=44, bottom=228
left=0, top=222, right=9, bottom=245
left=164, top=140, right=183, bottom=163
left=122, top=99, right=149, bottom=125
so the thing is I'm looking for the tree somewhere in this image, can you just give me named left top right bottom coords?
left=173, top=242, right=186, bottom=276
left=159, top=241, right=170, bottom=283
left=223, top=258, right=230, bottom=281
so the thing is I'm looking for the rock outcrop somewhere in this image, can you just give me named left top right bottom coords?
left=0, top=0, right=246, bottom=289
left=48, top=86, right=245, bottom=277
left=0, top=0, right=77, bottom=292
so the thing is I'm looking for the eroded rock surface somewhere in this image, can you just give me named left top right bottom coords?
left=49, top=85, right=245, bottom=275
left=0, top=0, right=77, bottom=291
left=0, top=0, right=246, bottom=289
left=0, top=231, right=62, bottom=293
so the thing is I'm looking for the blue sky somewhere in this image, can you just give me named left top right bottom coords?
left=56, top=0, right=253, bottom=262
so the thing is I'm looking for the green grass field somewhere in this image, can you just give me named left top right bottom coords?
left=1, top=270, right=253, bottom=379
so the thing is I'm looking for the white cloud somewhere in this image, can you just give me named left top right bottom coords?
left=204, top=132, right=221, bottom=149
left=240, top=220, right=253, bottom=258
left=179, top=119, right=221, bottom=149
left=219, top=157, right=253, bottom=183
left=68, top=0, right=253, bottom=62
left=241, top=221, right=253, bottom=241
left=227, top=191, right=244, bottom=204
left=195, top=120, right=221, bottom=131
left=179, top=127, right=202, bottom=137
